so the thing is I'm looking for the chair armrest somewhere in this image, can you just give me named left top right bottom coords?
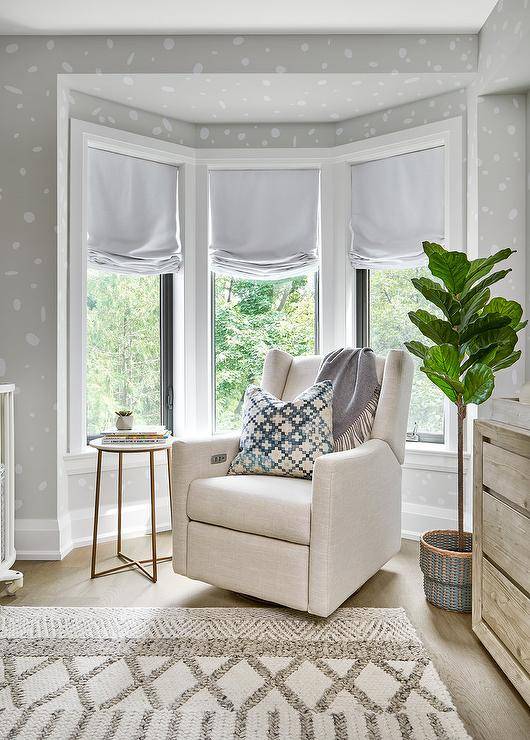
left=309, top=438, right=402, bottom=616
left=172, top=433, right=241, bottom=481
left=171, top=433, right=240, bottom=574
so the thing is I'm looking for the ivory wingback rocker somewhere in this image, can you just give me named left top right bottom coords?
left=171, top=348, right=413, bottom=617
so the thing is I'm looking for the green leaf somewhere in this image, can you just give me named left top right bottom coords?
left=421, top=370, right=459, bottom=403
left=459, top=288, right=490, bottom=327
left=464, top=325, right=516, bottom=355
left=492, top=350, right=521, bottom=372
left=464, top=248, right=515, bottom=288
left=420, top=344, right=464, bottom=402
left=460, top=269, right=511, bottom=303
left=482, top=297, right=523, bottom=328
left=404, top=340, right=430, bottom=360
left=423, top=242, right=470, bottom=296
left=409, top=309, right=459, bottom=345
left=423, top=344, right=462, bottom=382
left=460, top=345, right=498, bottom=373
left=513, top=320, right=528, bottom=332
left=463, top=363, right=495, bottom=405
left=460, top=313, right=511, bottom=344
left=411, top=277, right=461, bottom=324
left=487, top=334, right=517, bottom=368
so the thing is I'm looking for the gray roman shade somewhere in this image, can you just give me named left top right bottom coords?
left=209, top=169, right=320, bottom=280
left=87, top=147, right=181, bottom=275
left=349, top=146, right=444, bottom=270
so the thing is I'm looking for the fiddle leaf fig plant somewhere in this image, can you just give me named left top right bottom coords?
left=405, top=242, right=526, bottom=550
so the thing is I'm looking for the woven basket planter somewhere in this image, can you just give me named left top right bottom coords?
left=419, top=530, right=472, bottom=613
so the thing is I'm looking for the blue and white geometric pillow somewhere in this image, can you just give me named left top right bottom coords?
left=228, top=381, right=334, bottom=479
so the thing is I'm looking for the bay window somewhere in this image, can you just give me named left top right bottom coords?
left=67, top=118, right=461, bottom=458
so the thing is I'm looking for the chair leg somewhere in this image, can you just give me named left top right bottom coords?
left=90, top=450, right=102, bottom=579
left=149, top=450, right=157, bottom=582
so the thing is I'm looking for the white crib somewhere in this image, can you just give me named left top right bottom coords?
left=0, top=384, right=22, bottom=596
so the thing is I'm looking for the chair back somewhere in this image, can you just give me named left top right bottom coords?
left=261, top=348, right=413, bottom=464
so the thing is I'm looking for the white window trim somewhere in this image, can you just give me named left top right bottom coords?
left=66, top=120, right=195, bottom=457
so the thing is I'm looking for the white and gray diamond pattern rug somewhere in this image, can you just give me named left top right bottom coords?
left=0, top=606, right=469, bottom=739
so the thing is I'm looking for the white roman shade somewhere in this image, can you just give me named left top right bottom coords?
left=87, top=147, right=181, bottom=275
left=349, top=146, right=444, bottom=270
left=209, top=169, right=320, bottom=280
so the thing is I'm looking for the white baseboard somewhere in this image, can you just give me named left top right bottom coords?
left=401, top=530, right=421, bottom=542
left=15, top=518, right=63, bottom=560
left=401, top=501, right=457, bottom=542
left=15, top=500, right=172, bottom=561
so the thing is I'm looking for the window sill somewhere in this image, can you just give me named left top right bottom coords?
left=63, top=447, right=167, bottom=476
left=404, top=441, right=470, bottom=472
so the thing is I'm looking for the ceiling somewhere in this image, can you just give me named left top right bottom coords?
left=0, top=0, right=497, bottom=35
left=65, top=73, right=474, bottom=124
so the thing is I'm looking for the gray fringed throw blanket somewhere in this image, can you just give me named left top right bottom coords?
left=315, top=348, right=380, bottom=451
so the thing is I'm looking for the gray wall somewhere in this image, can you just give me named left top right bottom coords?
left=476, top=0, right=530, bottom=386
left=476, top=93, right=527, bottom=397
left=0, top=17, right=529, bottom=531
left=0, top=33, right=478, bottom=523
left=68, top=89, right=196, bottom=146
left=526, top=92, right=530, bottom=380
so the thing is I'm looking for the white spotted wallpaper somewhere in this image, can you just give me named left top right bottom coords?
left=335, top=88, right=467, bottom=143
left=476, top=93, right=527, bottom=401
left=67, top=86, right=470, bottom=150
left=0, top=4, right=529, bottom=555
left=68, top=89, right=196, bottom=146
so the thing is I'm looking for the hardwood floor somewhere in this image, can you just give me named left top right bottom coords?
left=2, top=536, right=529, bottom=739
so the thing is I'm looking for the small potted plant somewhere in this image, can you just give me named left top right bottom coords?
left=115, top=409, right=134, bottom=430
left=405, top=242, right=525, bottom=612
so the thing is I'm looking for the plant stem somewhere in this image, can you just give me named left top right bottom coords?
left=457, top=401, right=467, bottom=551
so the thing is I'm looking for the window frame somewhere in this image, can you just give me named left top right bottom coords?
left=362, top=267, right=445, bottom=444
left=67, top=120, right=193, bottom=454
left=203, top=159, right=326, bottom=435
left=84, top=271, right=173, bottom=442
left=340, top=118, right=464, bottom=451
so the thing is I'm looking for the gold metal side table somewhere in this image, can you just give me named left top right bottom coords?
left=88, top=437, right=174, bottom=583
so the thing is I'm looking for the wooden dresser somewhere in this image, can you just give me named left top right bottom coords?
left=473, top=417, right=530, bottom=705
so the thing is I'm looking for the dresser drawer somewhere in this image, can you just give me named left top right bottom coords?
left=483, top=442, right=530, bottom=513
left=482, top=559, right=530, bottom=674
left=483, top=492, right=530, bottom=593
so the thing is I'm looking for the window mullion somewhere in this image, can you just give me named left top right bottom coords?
left=160, top=274, right=174, bottom=433
left=355, top=269, right=369, bottom=347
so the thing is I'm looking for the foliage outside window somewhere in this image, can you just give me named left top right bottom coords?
left=86, top=269, right=161, bottom=437
left=369, top=266, right=444, bottom=441
left=213, top=274, right=317, bottom=432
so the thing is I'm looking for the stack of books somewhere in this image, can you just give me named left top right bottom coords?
left=100, top=425, right=171, bottom=445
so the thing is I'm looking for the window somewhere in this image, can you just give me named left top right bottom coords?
left=213, top=273, right=318, bottom=431
left=350, top=145, right=447, bottom=444
left=86, top=271, right=173, bottom=439
left=208, top=167, right=321, bottom=432
left=80, top=142, right=180, bottom=442
left=367, top=266, right=444, bottom=442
